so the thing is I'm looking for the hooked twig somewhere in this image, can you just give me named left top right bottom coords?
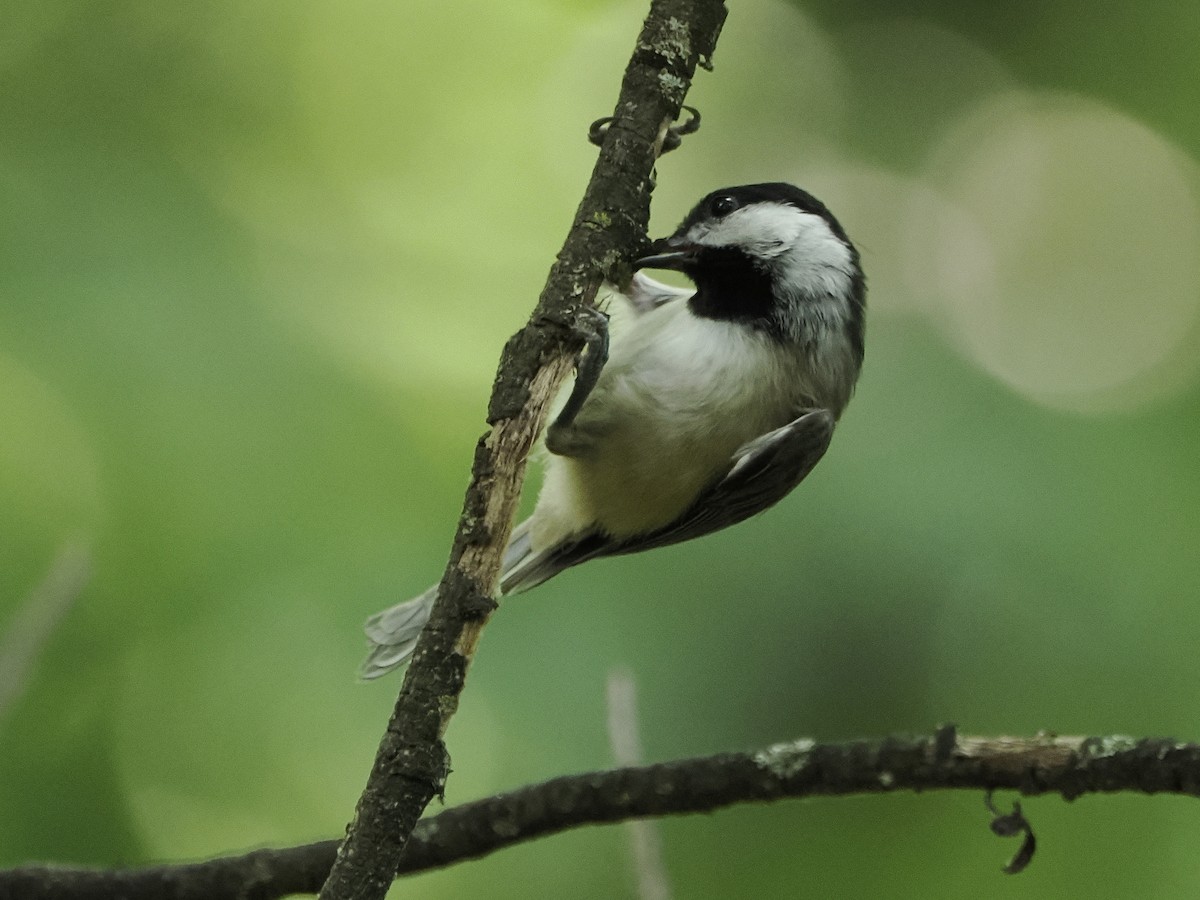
left=986, top=790, right=1037, bottom=874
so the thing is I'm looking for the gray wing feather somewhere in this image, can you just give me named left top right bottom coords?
left=500, top=530, right=610, bottom=595
left=625, top=272, right=692, bottom=314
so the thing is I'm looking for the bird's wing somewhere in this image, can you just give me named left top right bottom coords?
left=612, top=408, right=835, bottom=553
left=624, top=271, right=693, bottom=314
left=500, top=409, right=835, bottom=594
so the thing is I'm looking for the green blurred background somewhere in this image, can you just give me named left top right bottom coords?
left=2, top=0, right=1199, bottom=896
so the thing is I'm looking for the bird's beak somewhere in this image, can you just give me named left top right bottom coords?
left=634, top=236, right=698, bottom=271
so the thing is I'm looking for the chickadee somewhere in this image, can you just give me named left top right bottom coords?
left=361, top=182, right=865, bottom=678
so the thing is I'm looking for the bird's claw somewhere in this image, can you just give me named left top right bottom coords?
left=659, top=105, right=701, bottom=154
left=587, top=105, right=701, bottom=155
left=546, top=307, right=610, bottom=456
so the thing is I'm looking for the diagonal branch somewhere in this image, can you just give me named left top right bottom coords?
left=317, top=2, right=728, bottom=898
left=6, top=730, right=1200, bottom=899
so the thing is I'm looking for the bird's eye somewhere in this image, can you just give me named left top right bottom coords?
left=710, top=195, right=739, bottom=217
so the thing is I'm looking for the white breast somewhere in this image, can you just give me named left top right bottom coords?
left=529, top=293, right=811, bottom=547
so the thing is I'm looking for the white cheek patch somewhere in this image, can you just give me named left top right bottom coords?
left=776, top=213, right=856, bottom=298
left=687, top=203, right=853, bottom=275
left=686, top=202, right=803, bottom=259
left=684, top=199, right=857, bottom=307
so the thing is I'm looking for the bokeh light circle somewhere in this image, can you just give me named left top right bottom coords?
left=912, top=91, right=1200, bottom=412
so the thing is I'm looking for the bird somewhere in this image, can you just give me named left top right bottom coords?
left=360, top=182, right=866, bottom=679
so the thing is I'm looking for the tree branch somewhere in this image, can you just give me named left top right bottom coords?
left=315, top=2, right=728, bottom=898
left=6, top=730, right=1200, bottom=899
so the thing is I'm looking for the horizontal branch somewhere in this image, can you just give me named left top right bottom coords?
left=5, top=729, right=1198, bottom=899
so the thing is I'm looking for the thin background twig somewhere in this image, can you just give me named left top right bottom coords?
left=0, top=538, right=91, bottom=725
left=607, top=667, right=673, bottom=900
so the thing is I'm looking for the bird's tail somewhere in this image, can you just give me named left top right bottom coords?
left=359, top=585, right=439, bottom=679
left=359, top=520, right=542, bottom=680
